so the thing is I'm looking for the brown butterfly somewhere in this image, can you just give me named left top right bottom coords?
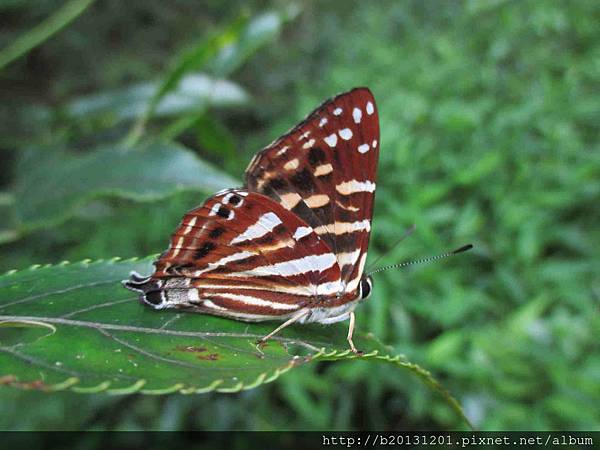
left=125, top=88, right=380, bottom=353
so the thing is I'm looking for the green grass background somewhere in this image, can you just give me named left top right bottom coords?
left=0, top=0, right=598, bottom=430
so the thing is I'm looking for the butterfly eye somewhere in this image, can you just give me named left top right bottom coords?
left=359, top=276, right=373, bottom=300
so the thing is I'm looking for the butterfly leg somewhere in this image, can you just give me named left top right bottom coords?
left=257, top=309, right=310, bottom=345
left=347, top=312, right=363, bottom=355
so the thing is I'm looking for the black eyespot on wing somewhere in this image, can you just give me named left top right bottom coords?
left=209, top=227, right=225, bottom=239
left=145, top=291, right=164, bottom=306
left=308, top=147, right=326, bottom=166
left=195, top=242, right=215, bottom=259
left=228, top=195, right=241, bottom=205
left=216, top=205, right=230, bottom=218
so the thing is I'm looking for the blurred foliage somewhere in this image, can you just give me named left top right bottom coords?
left=0, top=0, right=599, bottom=431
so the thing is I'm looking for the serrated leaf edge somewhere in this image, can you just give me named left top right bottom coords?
left=1, top=255, right=157, bottom=277
left=314, top=350, right=474, bottom=430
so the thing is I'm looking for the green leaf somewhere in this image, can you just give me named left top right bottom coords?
left=0, top=0, right=96, bottom=69
left=0, top=258, right=471, bottom=428
left=65, top=74, right=249, bottom=125
left=14, top=141, right=238, bottom=229
left=194, top=114, right=238, bottom=167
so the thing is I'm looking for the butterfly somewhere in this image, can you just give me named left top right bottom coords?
left=124, top=87, right=380, bottom=353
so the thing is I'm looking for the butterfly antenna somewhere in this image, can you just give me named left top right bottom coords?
left=367, top=244, right=473, bottom=276
left=366, top=224, right=417, bottom=272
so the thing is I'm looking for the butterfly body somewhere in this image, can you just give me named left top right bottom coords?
left=124, top=87, right=379, bottom=351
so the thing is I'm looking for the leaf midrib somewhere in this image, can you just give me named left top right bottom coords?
left=0, top=314, right=329, bottom=350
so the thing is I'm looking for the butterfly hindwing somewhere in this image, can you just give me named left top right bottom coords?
left=245, top=87, right=379, bottom=293
left=126, top=189, right=344, bottom=320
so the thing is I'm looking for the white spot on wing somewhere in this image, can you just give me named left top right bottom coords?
left=336, top=179, right=376, bottom=195
left=258, top=237, right=295, bottom=252
left=357, top=143, right=370, bottom=153
left=333, top=107, right=342, bottom=116
left=202, top=300, right=228, bottom=311
left=280, top=192, right=303, bottom=209
left=216, top=293, right=298, bottom=310
left=324, top=134, right=337, bottom=147
left=337, top=249, right=361, bottom=267
left=339, top=128, right=353, bottom=140
left=352, top=107, right=362, bottom=123
left=209, top=203, right=222, bottom=216
left=372, top=139, right=378, bottom=148
left=314, top=220, right=371, bottom=235
left=198, top=281, right=314, bottom=296
left=302, top=138, right=315, bottom=149
left=314, top=163, right=333, bottom=176
left=305, top=194, right=330, bottom=208
left=230, top=212, right=282, bottom=244
left=172, top=236, right=184, bottom=257
left=276, top=146, right=289, bottom=156
left=316, top=280, right=343, bottom=296
left=284, top=158, right=299, bottom=170
left=345, top=253, right=368, bottom=292
left=227, top=253, right=337, bottom=278
left=194, top=251, right=255, bottom=276
left=293, top=226, right=312, bottom=241
left=182, top=216, right=197, bottom=235
left=366, top=101, right=374, bottom=115
left=319, top=117, right=328, bottom=127
left=336, top=200, right=360, bottom=212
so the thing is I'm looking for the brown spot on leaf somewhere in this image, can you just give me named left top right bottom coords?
left=0, top=375, right=16, bottom=385
left=7, top=379, right=47, bottom=390
left=176, top=345, right=208, bottom=353
left=197, top=353, right=219, bottom=361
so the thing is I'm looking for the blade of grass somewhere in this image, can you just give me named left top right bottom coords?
left=0, top=0, right=96, bottom=70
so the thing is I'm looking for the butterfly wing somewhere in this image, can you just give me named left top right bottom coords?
left=245, top=87, right=379, bottom=294
left=124, top=189, right=343, bottom=321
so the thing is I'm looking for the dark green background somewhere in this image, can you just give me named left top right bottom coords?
left=1, top=0, right=598, bottom=430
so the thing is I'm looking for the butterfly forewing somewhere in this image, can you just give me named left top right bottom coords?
left=245, top=87, right=379, bottom=293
